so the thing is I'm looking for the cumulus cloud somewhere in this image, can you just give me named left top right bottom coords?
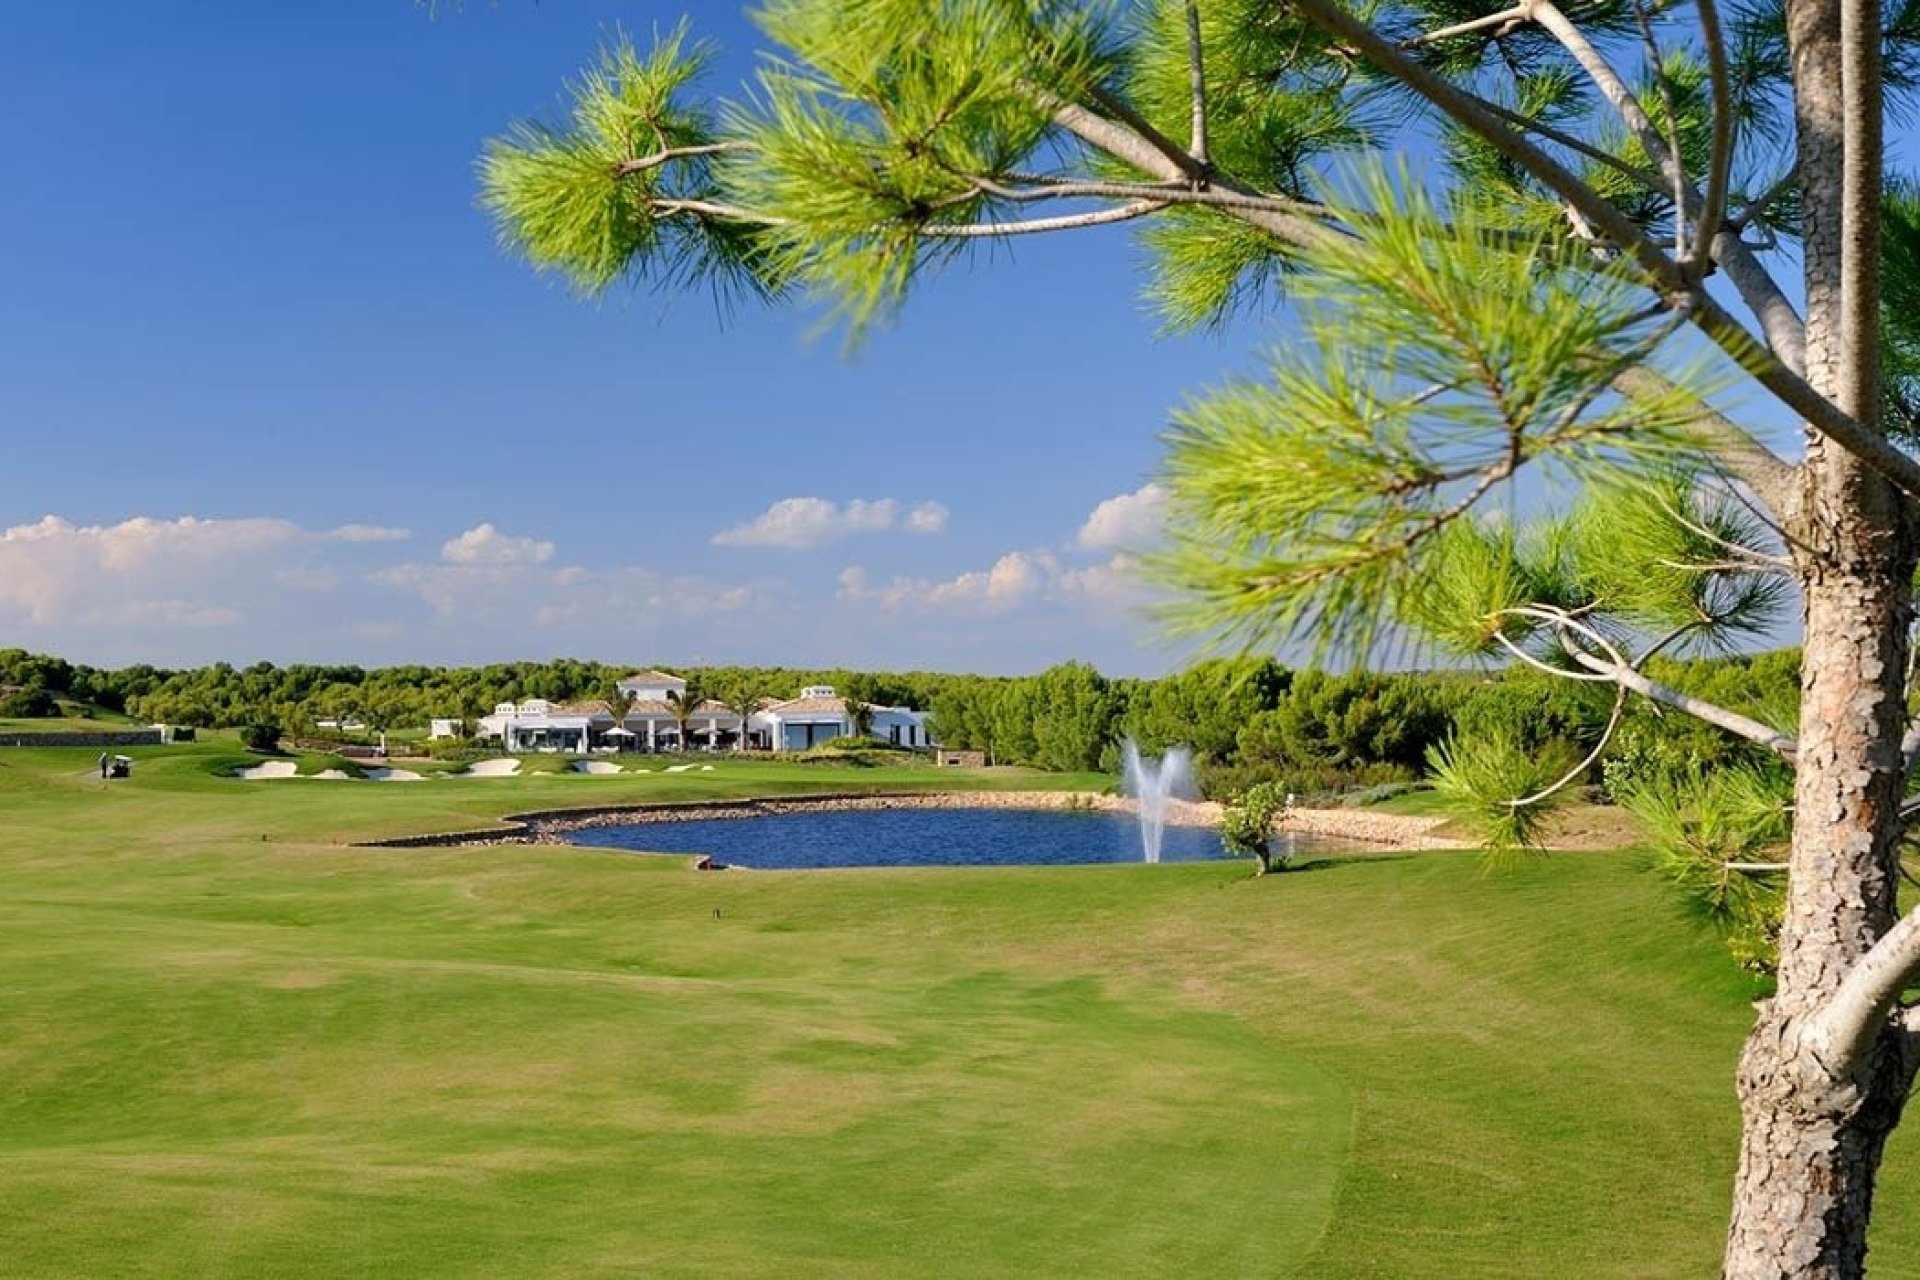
left=1076, top=483, right=1168, bottom=551
left=0, top=503, right=1171, bottom=673
left=0, top=515, right=303, bottom=626
left=326, top=523, right=412, bottom=543
left=839, top=549, right=1145, bottom=613
left=0, top=509, right=800, bottom=666
left=712, top=497, right=950, bottom=549
left=440, top=522, right=555, bottom=566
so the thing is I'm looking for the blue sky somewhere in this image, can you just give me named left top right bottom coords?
left=2, top=4, right=1847, bottom=676
left=0, top=2, right=1301, bottom=675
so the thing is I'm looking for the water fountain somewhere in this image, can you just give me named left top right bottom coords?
left=1121, top=738, right=1194, bottom=863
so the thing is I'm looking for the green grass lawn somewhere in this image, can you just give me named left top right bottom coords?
left=4, top=743, right=1919, bottom=1276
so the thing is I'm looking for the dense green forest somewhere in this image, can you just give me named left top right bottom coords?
left=0, top=648, right=1798, bottom=800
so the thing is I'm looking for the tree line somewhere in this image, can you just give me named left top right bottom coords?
left=0, top=646, right=1797, bottom=799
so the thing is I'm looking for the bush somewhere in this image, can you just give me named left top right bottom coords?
left=238, top=723, right=283, bottom=752
left=1339, top=781, right=1423, bottom=808
left=1197, top=757, right=1415, bottom=803
left=814, top=735, right=882, bottom=751
left=0, top=687, right=59, bottom=718
left=1219, top=782, right=1292, bottom=874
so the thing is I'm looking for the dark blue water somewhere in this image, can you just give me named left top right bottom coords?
left=569, top=807, right=1246, bottom=869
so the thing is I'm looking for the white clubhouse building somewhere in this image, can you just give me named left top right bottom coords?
left=471, top=671, right=933, bottom=754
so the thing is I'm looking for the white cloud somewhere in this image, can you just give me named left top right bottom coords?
left=0, top=515, right=303, bottom=626
left=326, top=523, right=412, bottom=543
left=0, top=505, right=1174, bottom=674
left=1076, top=483, right=1168, bottom=551
left=839, top=549, right=1144, bottom=614
left=440, top=522, right=555, bottom=566
left=904, top=502, right=950, bottom=534
left=712, top=497, right=950, bottom=549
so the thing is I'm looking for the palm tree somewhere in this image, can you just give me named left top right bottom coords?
left=665, top=685, right=703, bottom=752
left=721, top=682, right=763, bottom=752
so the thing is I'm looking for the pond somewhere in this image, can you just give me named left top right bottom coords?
left=567, top=806, right=1337, bottom=870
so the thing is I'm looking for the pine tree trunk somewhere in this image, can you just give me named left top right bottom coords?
left=1724, top=1013, right=1916, bottom=1277
left=1719, top=0, right=1920, bottom=1267
left=1723, top=455, right=1917, bottom=1276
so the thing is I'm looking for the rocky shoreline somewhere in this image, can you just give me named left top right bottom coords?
left=357, top=790, right=1466, bottom=852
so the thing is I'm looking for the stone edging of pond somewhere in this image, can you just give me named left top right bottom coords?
left=354, top=790, right=1467, bottom=852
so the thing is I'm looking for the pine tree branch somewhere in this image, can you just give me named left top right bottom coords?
left=1573, top=652, right=1800, bottom=757
left=651, top=198, right=784, bottom=225
left=1184, top=0, right=1209, bottom=166
left=1802, top=904, right=1920, bottom=1076
left=1399, top=6, right=1532, bottom=47
left=1608, top=366, right=1795, bottom=514
left=1294, top=0, right=1887, bottom=493
left=1504, top=680, right=1629, bottom=806
left=1527, top=0, right=1810, bottom=369
left=1730, top=172, right=1798, bottom=231
left=1074, top=82, right=1210, bottom=183
left=1286, top=0, right=1678, bottom=279
left=1695, top=0, right=1735, bottom=279
left=1473, top=97, right=1666, bottom=193
left=961, top=173, right=1331, bottom=218
left=924, top=199, right=1168, bottom=236
left=1634, top=620, right=1706, bottom=664
left=1041, top=96, right=1336, bottom=250
left=1624, top=0, right=1691, bottom=259
left=1839, top=0, right=1885, bottom=423
left=612, top=141, right=754, bottom=177
left=1514, top=606, right=1802, bottom=755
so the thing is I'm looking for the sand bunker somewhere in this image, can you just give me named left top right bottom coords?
left=465, top=759, right=521, bottom=777
left=234, top=761, right=298, bottom=780
left=364, top=767, right=422, bottom=782
left=571, top=761, right=622, bottom=775
left=311, top=769, right=355, bottom=781
left=663, top=764, right=694, bottom=774
left=700, top=764, right=715, bottom=772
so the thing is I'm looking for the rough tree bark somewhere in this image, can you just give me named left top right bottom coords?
left=1723, top=0, right=1920, bottom=1270
left=1725, top=478, right=1918, bottom=1273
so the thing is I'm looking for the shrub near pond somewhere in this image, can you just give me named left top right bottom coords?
left=1220, top=782, right=1291, bottom=875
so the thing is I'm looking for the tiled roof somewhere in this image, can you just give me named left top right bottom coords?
left=623, top=699, right=740, bottom=719
left=619, top=670, right=685, bottom=686
left=552, top=700, right=615, bottom=717
left=766, top=696, right=848, bottom=716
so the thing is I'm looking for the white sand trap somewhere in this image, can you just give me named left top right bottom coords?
left=465, top=759, right=521, bottom=777
left=364, top=767, right=422, bottom=782
left=234, top=761, right=298, bottom=780
left=571, top=761, right=622, bottom=775
left=699, top=764, right=715, bottom=772
left=663, top=764, right=695, bottom=774
left=625, top=767, right=653, bottom=774
left=311, top=769, right=355, bottom=781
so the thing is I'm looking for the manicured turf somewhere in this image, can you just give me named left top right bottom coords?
left=4, top=744, right=1920, bottom=1276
